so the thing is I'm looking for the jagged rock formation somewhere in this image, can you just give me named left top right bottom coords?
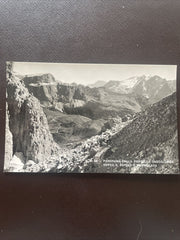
left=5, top=63, right=60, bottom=172
left=23, top=74, right=58, bottom=107
left=103, top=75, right=176, bottom=104
left=23, top=74, right=88, bottom=108
left=23, top=73, right=56, bottom=84
left=4, top=105, right=13, bottom=171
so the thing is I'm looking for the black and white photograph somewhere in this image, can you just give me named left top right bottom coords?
left=4, top=62, right=179, bottom=174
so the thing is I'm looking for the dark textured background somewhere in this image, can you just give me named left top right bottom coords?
left=0, top=0, right=180, bottom=239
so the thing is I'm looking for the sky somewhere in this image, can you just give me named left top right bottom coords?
left=13, top=62, right=177, bottom=85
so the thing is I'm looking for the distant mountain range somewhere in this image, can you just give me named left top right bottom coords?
left=103, top=75, right=176, bottom=103
left=22, top=73, right=176, bottom=109
left=22, top=73, right=147, bottom=116
left=20, top=73, right=176, bottom=145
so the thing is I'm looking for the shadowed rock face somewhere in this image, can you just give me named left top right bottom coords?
left=4, top=105, right=13, bottom=171
left=57, top=84, right=87, bottom=102
left=27, top=84, right=58, bottom=106
left=6, top=63, right=59, bottom=164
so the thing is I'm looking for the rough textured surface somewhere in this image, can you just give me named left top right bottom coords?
left=6, top=62, right=60, bottom=170
left=4, top=104, right=13, bottom=171
left=23, top=73, right=56, bottom=85
left=104, top=92, right=178, bottom=173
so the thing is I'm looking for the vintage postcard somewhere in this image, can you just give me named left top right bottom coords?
left=4, top=62, right=179, bottom=174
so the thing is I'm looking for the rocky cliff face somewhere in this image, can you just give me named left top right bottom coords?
left=4, top=104, right=13, bottom=171
left=23, top=73, right=56, bottom=85
left=23, top=74, right=89, bottom=110
left=5, top=63, right=60, bottom=172
left=23, top=74, right=58, bottom=107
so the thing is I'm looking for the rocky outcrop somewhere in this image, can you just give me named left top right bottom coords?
left=23, top=73, right=56, bottom=85
left=23, top=75, right=88, bottom=109
left=27, top=83, right=58, bottom=106
left=4, top=104, right=13, bottom=171
left=5, top=62, right=60, bottom=171
left=57, top=84, right=86, bottom=102
left=23, top=74, right=58, bottom=106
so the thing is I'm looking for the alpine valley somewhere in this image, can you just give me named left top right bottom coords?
left=5, top=63, right=179, bottom=174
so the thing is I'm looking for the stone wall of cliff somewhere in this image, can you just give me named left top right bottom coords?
left=5, top=62, right=60, bottom=171
left=4, top=104, right=13, bottom=171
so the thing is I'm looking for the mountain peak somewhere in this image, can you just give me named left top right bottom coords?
left=101, top=75, right=175, bottom=104
left=89, top=80, right=107, bottom=88
left=23, top=73, right=56, bottom=85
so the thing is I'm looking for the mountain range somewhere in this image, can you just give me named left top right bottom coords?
left=23, top=73, right=176, bottom=104
left=22, top=73, right=176, bottom=111
left=5, top=66, right=178, bottom=173
left=20, top=73, right=176, bottom=145
left=103, top=75, right=176, bottom=103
